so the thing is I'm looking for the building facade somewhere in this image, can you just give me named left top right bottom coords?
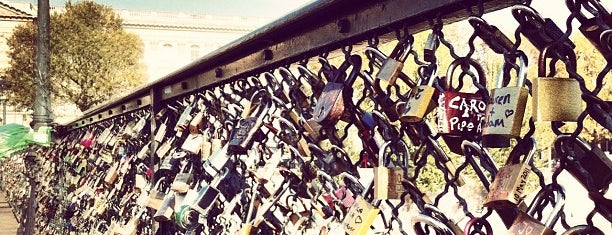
left=0, top=1, right=271, bottom=124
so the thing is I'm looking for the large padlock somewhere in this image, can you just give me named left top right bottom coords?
left=312, top=54, right=361, bottom=125
left=438, top=57, right=488, bottom=138
left=376, top=35, right=413, bottom=86
left=181, top=132, right=203, bottom=154
left=374, top=140, right=408, bottom=200
left=400, top=63, right=439, bottom=123
left=568, top=0, right=612, bottom=56
left=485, top=138, right=536, bottom=209
left=482, top=54, right=529, bottom=148
left=227, top=90, right=270, bottom=155
left=171, top=162, right=194, bottom=193
left=146, top=177, right=169, bottom=210
left=533, top=45, right=582, bottom=121
left=554, top=135, right=612, bottom=192
left=508, top=184, right=565, bottom=235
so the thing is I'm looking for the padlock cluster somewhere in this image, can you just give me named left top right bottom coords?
left=2, top=0, right=610, bottom=234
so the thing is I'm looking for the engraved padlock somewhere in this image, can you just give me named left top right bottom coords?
left=171, top=162, right=194, bottom=193
left=482, top=54, right=529, bottom=148
left=554, top=135, right=612, bottom=192
left=400, top=63, right=439, bottom=123
left=312, top=55, right=361, bottom=125
left=438, top=57, right=488, bottom=155
left=533, top=45, right=582, bottom=121
left=228, top=90, right=270, bottom=155
left=374, top=140, right=408, bottom=200
left=376, top=35, right=413, bottom=86
left=341, top=180, right=379, bottom=235
left=508, top=184, right=565, bottom=235
left=485, top=138, right=536, bottom=209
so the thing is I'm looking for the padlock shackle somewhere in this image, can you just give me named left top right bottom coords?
left=389, top=34, right=414, bottom=62
left=561, top=225, right=605, bottom=235
left=412, top=213, right=455, bottom=235
left=538, top=44, right=577, bottom=77
left=297, top=64, right=323, bottom=85
left=495, top=52, right=528, bottom=88
left=601, top=29, right=612, bottom=53
left=364, top=46, right=388, bottom=66
left=445, top=57, right=487, bottom=91
left=506, top=137, right=537, bottom=165
left=526, top=184, right=566, bottom=228
left=511, top=5, right=546, bottom=30
left=271, top=114, right=299, bottom=135
left=417, top=63, right=438, bottom=86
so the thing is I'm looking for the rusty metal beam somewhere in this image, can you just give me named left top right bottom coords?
left=66, top=0, right=514, bottom=129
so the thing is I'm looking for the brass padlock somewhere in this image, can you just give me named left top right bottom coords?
left=533, top=45, right=582, bottom=121
left=374, top=140, right=408, bottom=200
left=400, top=63, right=439, bottom=123
left=376, top=35, right=413, bottom=86
left=482, top=54, right=529, bottom=148
left=228, top=90, right=270, bottom=155
left=485, top=138, right=536, bottom=209
left=200, top=129, right=212, bottom=161
left=153, top=191, right=175, bottom=222
left=508, top=184, right=566, bottom=235
left=341, top=195, right=380, bottom=235
left=171, top=162, right=194, bottom=193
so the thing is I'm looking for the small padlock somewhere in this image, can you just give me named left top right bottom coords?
left=508, top=184, right=566, bottom=235
left=400, top=63, right=439, bottom=123
left=227, top=90, right=270, bottom=155
left=200, top=129, right=213, bottom=161
left=154, top=118, right=168, bottom=143
left=485, top=138, right=536, bottom=209
left=423, top=31, right=440, bottom=63
left=533, top=45, right=582, bottom=121
left=374, top=140, right=408, bottom=200
left=511, top=5, right=576, bottom=53
left=181, top=132, right=203, bottom=154
left=376, top=35, right=413, bottom=86
left=312, top=55, right=361, bottom=125
left=171, top=162, right=194, bottom=193
left=190, top=167, right=229, bottom=215
left=554, top=135, right=612, bottom=192
left=188, top=101, right=205, bottom=134
left=104, top=162, right=119, bottom=185
left=146, top=177, right=169, bottom=210
left=341, top=194, right=380, bottom=235
left=482, top=54, right=529, bottom=148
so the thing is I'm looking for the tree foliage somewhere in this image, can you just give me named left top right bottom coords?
left=3, top=1, right=145, bottom=112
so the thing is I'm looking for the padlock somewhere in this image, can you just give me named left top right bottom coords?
left=312, top=55, right=361, bottom=125
left=155, top=137, right=174, bottom=159
left=227, top=90, right=270, bottom=155
left=146, top=177, right=169, bottom=210
left=200, top=129, right=213, bottom=161
left=554, top=135, right=612, bottom=192
left=561, top=225, right=605, bottom=235
left=175, top=96, right=198, bottom=132
left=341, top=195, right=380, bottom=235
left=104, top=162, right=119, bottom=185
left=374, top=140, right=408, bottom=200
left=153, top=191, right=175, bottom=222
left=438, top=57, right=488, bottom=138
left=482, top=54, right=529, bottom=148
left=411, top=213, right=455, bottom=235
left=468, top=16, right=515, bottom=54
left=400, top=63, right=439, bottom=123
left=508, top=184, right=566, bottom=235
left=189, top=101, right=205, bottom=134
left=533, top=45, right=582, bottom=121
left=485, top=138, right=536, bottom=209
left=511, top=5, right=576, bottom=53
left=568, top=0, right=612, bottom=56
left=171, top=162, right=194, bottom=193
left=423, top=31, right=440, bottom=63
left=181, top=132, right=203, bottom=154
left=154, top=118, right=168, bottom=143
left=376, top=35, right=413, bottom=86
left=190, top=167, right=229, bottom=215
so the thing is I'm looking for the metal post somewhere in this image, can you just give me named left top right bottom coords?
left=32, top=0, right=51, bottom=130
left=23, top=155, right=38, bottom=235
left=2, top=99, right=6, bottom=125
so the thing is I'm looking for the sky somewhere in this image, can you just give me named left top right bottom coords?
left=15, top=0, right=314, bottom=17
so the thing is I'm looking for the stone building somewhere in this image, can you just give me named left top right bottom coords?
left=0, top=1, right=272, bottom=124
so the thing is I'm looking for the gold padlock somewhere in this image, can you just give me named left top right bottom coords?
left=374, top=140, right=408, bottom=200
left=400, top=63, right=439, bottom=123
left=376, top=35, right=413, bottom=86
left=341, top=195, right=380, bottom=235
left=533, top=45, right=582, bottom=122
left=485, top=138, right=536, bottom=209
left=482, top=54, right=529, bottom=148
left=200, top=129, right=212, bottom=161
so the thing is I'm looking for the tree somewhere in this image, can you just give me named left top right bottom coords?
left=4, top=1, right=145, bottom=112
